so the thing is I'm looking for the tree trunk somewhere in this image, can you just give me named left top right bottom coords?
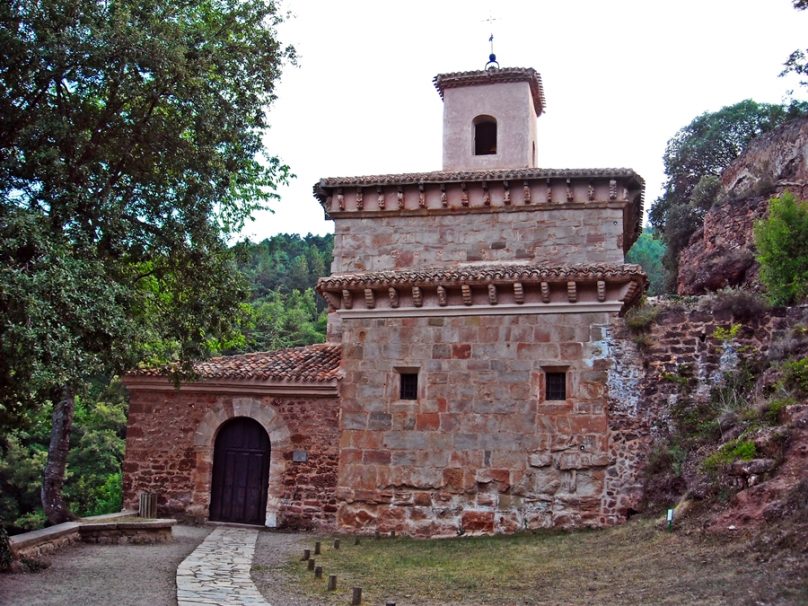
left=41, top=387, right=76, bottom=525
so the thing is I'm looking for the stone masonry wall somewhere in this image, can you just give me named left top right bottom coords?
left=123, top=391, right=339, bottom=529
left=331, top=207, right=625, bottom=274
left=336, top=312, right=620, bottom=536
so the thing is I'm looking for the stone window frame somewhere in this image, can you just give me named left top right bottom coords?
left=541, top=365, right=570, bottom=401
left=394, top=366, right=420, bottom=401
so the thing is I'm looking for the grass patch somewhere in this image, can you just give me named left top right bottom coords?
left=702, top=439, right=757, bottom=473
left=284, top=519, right=805, bottom=605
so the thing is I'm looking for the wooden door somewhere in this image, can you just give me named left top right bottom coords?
left=209, top=417, right=270, bottom=525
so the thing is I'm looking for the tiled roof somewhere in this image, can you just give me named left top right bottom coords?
left=317, top=263, right=646, bottom=290
left=314, top=167, right=643, bottom=199
left=433, top=67, right=546, bottom=115
left=131, top=343, right=341, bottom=383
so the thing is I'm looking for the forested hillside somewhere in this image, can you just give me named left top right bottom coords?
left=232, top=233, right=333, bottom=352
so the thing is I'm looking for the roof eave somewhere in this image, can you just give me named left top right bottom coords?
left=122, top=375, right=339, bottom=397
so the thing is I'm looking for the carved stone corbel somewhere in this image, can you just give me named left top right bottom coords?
left=513, top=282, right=524, bottom=304
left=437, top=285, right=447, bottom=306
left=567, top=281, right=577, bottom=303
left=503, top=180, right=511, bottom=205
left=461, top=284, right=472, bottom=306
left=342, top=289, right=353, bottom=309
left=388, top=287, right=399, bottom=308
left=597, top=280, right=606, bottom=302
left=412, top=286, right=422, bottom=307
left=540, top=282, right=550, bottom=303
left=488, top=284, right=498, bottom=305
left=364, top=288, right=375, bottom=309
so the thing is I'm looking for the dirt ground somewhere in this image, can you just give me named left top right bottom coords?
left=0, top=525, right=210, bottom=606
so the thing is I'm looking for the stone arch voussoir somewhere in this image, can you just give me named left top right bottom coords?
left=192, top=397, right=290, bottom=526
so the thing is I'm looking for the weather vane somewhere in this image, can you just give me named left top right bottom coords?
left=483, top=14, right=499, bottom=70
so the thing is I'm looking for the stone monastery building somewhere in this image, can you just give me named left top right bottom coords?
left=123, top=62, right=647, bottom=536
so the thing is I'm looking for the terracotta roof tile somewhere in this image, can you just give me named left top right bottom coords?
left=317, top=263, right=646, bottom=291
left=314, top=167, right=643, bottom=200
left=132, top=343, right=341, bottom=383
left=433, top=67, right=546, bottom=115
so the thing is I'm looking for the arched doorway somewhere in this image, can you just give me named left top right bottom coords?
left=209, top=417, right=270, bottom=525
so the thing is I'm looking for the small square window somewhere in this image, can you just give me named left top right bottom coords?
left=400, top=373, right=418, bottom=400
left=545, top=372, right=567, bottom=401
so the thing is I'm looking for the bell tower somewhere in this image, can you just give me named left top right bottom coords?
left=434, top=66, right=545, bottom=171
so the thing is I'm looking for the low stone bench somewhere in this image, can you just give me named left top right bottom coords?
left=9, top=510, right=176, bottom=560
left=9, top=521, right=82, bottom=560
left=79, top=517, right=176, bottom=545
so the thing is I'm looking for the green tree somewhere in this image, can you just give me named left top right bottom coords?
left=0, top=0, right=293, bottom=524
left=648, top=100, right=808, bottom=292
left=754, top=192, right=808, bottom=305
left=781, top=1, right=808, bottom=90
left=626, top=228, right=667, bottom=296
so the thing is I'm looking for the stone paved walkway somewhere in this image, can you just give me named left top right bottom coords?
left=176, top=526, right=269, bottom=606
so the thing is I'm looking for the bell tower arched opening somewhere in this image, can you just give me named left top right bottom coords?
left=474, top=115, right=497, bottom=155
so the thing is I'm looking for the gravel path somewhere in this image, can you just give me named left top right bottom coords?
left=0, top=525, right=210, bottom=606
left=251, top=530, right=323, bottom=606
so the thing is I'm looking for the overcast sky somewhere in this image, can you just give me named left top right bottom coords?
left=238, top=0, right=808, bottom=241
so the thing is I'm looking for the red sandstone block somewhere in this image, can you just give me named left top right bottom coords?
left=560, top=342, right=583, bottom=360
left=363, top=449, right=391, bottom=465
left=353, top=431, right=382, bottom=449
left=538, top=401, right=573, bottom=415
left=413, top=492, right=432, bottom=506
left=570, top=415, right=608, bottom=433
left=461, top=510, right=494, bottom=533
left=416, top=412, right=440, bottom=431
left=452, top=343, right=472, bottom=359
left=442, top=468, right=464, bottom=492
left=341, top=448, right=362, bottom=464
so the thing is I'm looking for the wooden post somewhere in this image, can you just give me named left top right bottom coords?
left=138, top=492, right=157, bottom=518
left=333, top=539, right=340, bottom=550
left=328, top=574, right=337, bottom=591
left=354, top=537, right=360, bottom=546
left=308, top=559, right=315, bottom=571
left=315, top=566, right=323, bottom=579
left=314, top=541, right=321, bottom=555
left=302, top=549, right=310, bottom=561
left=390, top=530, right=396, bottom=538
left=351, top=587, right=362, bottom=605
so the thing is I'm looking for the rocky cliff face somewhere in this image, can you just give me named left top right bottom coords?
left=677, top=117, right=808, bottom=295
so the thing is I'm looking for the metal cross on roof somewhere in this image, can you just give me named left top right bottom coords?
left=483, top=13, right=499, bottom=69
